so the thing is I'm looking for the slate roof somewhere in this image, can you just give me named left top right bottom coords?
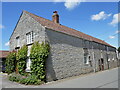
left=23, top=11, right=114, bottom=47
left=0, top=51, right=10, bottom=58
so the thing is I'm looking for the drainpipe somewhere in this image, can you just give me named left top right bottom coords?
left=116, top=50, right=119, bottom=67
left=107, top=47, right=110, bottom=69
left=92, top=45, right=96, bottom=73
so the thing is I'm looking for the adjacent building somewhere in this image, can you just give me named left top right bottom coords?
left=0, top=50, right=10, bottom=72
left=9, top=11, right=119, bottom=81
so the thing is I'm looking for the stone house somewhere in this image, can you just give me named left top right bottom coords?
left=9, top=10, right=119, bottom=82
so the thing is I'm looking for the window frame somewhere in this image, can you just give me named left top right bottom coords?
left=16, top=36, right=20, bottom=47
left=26, top=31, right=33, bottom=45
left=83, top=48, right=89, bottom=65
left=26, top=45, right=32, bottom=72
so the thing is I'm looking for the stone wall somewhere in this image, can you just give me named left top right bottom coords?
left=10, top=11, right=46, bottom=51
left=45, top=29, right=86, bottom=81
left=45, top=28, right=118, bottom=82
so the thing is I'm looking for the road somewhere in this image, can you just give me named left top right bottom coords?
left=1, top=67, right=119, bottom=88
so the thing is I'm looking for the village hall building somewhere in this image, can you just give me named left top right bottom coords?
left=10, top=10, right=119, bottom=81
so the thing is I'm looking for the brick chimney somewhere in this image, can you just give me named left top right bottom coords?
left=52, top=11, right=59, bottom=24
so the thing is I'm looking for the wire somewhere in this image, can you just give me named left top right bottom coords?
left=103, top=33, right=119, bottom=41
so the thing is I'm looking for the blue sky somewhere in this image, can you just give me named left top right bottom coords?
left=1, top=2, right=120, bottom=50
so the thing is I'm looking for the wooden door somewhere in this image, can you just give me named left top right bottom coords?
left=101, top=58, right=104, bottom=70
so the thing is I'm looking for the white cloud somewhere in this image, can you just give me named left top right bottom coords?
left=64, top=0, right=82, bottom=10
left=91, top=11, right=111, bottom=21
left=109, top=36, right=115, bottom=39
left=54, top=0, right=85, bottom=10
left=115, top=30, right=120, bottom=34
left=109, top=13, right=120, bottom=26
left=5, top=41, right=9, bottom=46
left=0, top=24, right=5, bottom=29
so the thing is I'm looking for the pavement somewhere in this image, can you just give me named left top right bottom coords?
left=1, top=67, right=120, bottom=88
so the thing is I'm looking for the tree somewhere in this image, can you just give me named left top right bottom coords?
left=30, top=42, right=50, bottom=81
left=5, top=52, right=16, bottom=74
left=16, top=45, right=28, bottom=75
left=118, top=47, right=120, bottom=53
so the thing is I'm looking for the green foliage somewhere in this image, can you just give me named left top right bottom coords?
left=8, top=42, right=49, bottom=85
left=30, top=42, right=50, bottom=81
left=5, top=52, right=16, bottom=74
left=9, top=73, right=22, bottom=82
left=16, top=45, right=28, bottom=75
left=9, top=73, right=43, bottom=85
left=118, top=47, right=120, bottom=53
left=19, top=74, right=43, bottom=85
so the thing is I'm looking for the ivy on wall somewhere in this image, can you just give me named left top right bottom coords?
left=6, top=42, right=50, bottom=85
left=16, top=45, right=28, bottom=75
left=30, top=42, right=50, bottom=81
left=5, top=52, right=16, bottom=74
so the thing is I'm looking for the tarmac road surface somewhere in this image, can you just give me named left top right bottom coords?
left=1, top=67, right=119, bottom=88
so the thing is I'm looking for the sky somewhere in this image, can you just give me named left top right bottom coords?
left=1, top=1, right=120, bottom=50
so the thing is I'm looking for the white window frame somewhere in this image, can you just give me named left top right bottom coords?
left=26, top=58, right=31, bottom=72
left=101, top=50, right=103, bottom=58
left=16, top=36, right=20, bottom=47
left=26, top=46, right=32, bottom=72
left=83, top=48, right=89, bottom=65
left=108, top=58, right=111, bottom=62
left=26, top=31, right=33, bottom=44
left=112, top=57, right=115, bottom=61
left=107, top=54, right=111, bottom=61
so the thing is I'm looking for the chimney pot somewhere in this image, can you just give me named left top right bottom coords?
left=53, top=11, right=58, bottom=13
left=52, top=11, right=59, bottom=24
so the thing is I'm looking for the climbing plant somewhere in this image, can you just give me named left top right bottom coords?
left=30, top=42, right=50, bottom=81
left=16, top=45, right=28, bottom=75
left=5, top=52, right=16, bottom=74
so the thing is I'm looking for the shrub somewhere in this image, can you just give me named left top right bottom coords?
left=9, top=73, right=43, bottom=85
left=5, top=52, right=16, bottom=74
left=30, top=42, right=50, bottom=81
left=19, top=75, right=43, bottom=85
left=8, top=42, right=49, bottom=85
left=16, top=45, right=28, bottom=75
left=9, top=73, right=22, bottom=82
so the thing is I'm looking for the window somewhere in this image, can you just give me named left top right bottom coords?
left=83, top=48, right=89, bottom=64
left=84, top=53, right=88, bottom=64
left=101, top=50, right=103, bottom=58
left=88, top=56, right=92, bottom=67
left=108, top=58, right=111, bottom=62
left=26, top=31, right=33, bottom=44
left=107, top=54, right=110, bottom=61
left=16, top=36, right=20, bottom=47
left=26, top=58, right=31, bottom=72
left=112, top=57, right=114, bottom=61
left=26, top=46, right=32, bottom=72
